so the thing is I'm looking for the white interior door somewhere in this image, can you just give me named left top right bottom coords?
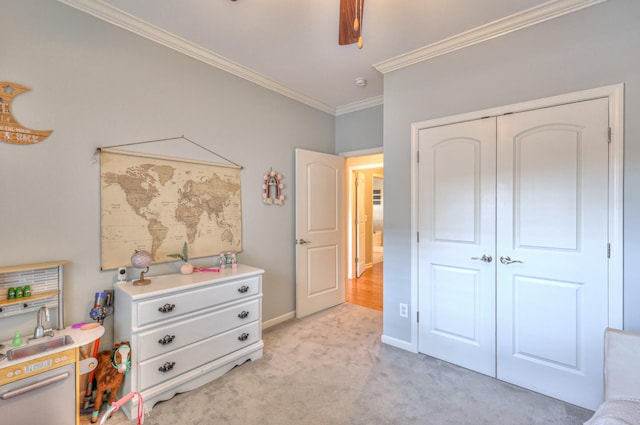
left=355, top=171, right=367, bottom=277
left=496, top=98, right=609, bottom=410
left=417, top=118, right=497, bottom=376
left=417, top=98, right=610, bottom=410
left=295, top=149, right=345, bottom=318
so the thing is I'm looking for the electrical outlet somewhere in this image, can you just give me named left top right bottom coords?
left=399, top=303, right=408, bottom=318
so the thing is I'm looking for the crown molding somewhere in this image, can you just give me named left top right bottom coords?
left=374, top=0, right=607, bottom=74
left=335, top=96, right=384, bottom=116
left=57, top=0, right=606, bottom=114
left=57, top=0, right=336, bottom=115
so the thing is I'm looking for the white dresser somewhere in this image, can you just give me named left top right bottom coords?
left=113, top=264, right=264, bottom=419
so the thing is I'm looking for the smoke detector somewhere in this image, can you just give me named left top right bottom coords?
left=354, top=77, right=367, bottom=87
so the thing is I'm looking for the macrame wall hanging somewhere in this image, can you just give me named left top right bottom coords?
left=262, top=169, right=284, bottom=205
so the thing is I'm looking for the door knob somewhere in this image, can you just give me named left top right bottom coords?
left=297, top=238, right=311, bottom=245
left=470, top=255, right=493, bottom=263
left=500, top=256, right=523, bottom=265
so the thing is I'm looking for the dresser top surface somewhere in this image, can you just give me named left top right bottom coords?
left=113, top=264, right=264, bottom=299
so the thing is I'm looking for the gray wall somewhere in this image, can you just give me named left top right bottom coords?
left=336, top=105, right=383, bottom=153
left=5, top=0, right=636, bottom=350
left=382, top=0, right=640, bottom=343
left=0, top=0, right=334, bottom=344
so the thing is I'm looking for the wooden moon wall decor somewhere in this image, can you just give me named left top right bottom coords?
left=1, top=82, right=52, bottom=145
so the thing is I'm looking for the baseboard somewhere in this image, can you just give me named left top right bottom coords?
left=263, top=311, right=296, bottom=330
left=381, top=334, right=418, bottom=353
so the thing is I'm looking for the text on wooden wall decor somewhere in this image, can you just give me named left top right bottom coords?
left=0, top=82, right=52, bottom=145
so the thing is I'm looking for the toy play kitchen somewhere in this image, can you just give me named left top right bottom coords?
left=0, top=261, right=104, bottom=425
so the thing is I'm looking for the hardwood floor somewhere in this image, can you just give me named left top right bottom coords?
left=346, top=262, right=383, bottom=311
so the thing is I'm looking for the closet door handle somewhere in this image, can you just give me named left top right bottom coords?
left=471, top=255, right=493, bottom=263
left=500, top=256, right=523, bottom=265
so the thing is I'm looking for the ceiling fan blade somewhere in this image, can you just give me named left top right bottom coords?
left=339, top=0, right=363, bottom=46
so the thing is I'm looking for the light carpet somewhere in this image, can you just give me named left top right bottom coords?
left=96, top=303, right=594, bottom=424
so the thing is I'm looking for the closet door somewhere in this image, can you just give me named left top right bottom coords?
left=417, top=118, right=497, bottom=376
left=495, top=98, right=609, bottom=410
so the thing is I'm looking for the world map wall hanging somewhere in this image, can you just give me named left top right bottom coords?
left=0, top=82, right=52, bottom=144
left=99, top=148, right=242, bottom=270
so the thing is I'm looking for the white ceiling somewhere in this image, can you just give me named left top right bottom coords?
left=59, top=0, right=599, bottom=114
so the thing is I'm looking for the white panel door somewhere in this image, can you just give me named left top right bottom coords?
left=417, top=98, right=610, bottom=410
left=418, top=118, right=497, bottom=376
left=496, top=98, right=609, bottom=410
left=295, top=149, right=345, bottom=318
left=356, top=171, right=367, bottom=277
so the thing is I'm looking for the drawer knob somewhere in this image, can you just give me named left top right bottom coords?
left=158, top=361, right=175, bottom=372
left=158, top=303, right=176, bottom=313
left=237, top=311, right=250, bottom=319
left=158, top=334, right=176, bottom=345
left=238, top=333, right=250, bottom=342
left=237, top=285, right=250, bottom=294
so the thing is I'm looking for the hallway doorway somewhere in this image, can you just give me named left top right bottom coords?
left=345, top=153, right=383, bottom=311
left=372, top=174, right=383, bottom=265
left=347, top=262, right=383, bottom=311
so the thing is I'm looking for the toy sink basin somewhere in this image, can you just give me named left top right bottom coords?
left=6, top=335, right=74, bottom=360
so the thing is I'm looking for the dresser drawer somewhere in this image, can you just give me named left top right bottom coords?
left=138, top=321, right=260, bottom=391
left=136, top=276, right=260, bottom=327
left=136, top=299, right=260, bottom=361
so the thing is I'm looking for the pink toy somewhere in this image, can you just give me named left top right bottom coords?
left=194, top=267, right=220, bottom=272
left=98, top=391, right=144, bottom=425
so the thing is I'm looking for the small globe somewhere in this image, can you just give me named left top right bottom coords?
left=131, top=250, right=152, bottom=269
